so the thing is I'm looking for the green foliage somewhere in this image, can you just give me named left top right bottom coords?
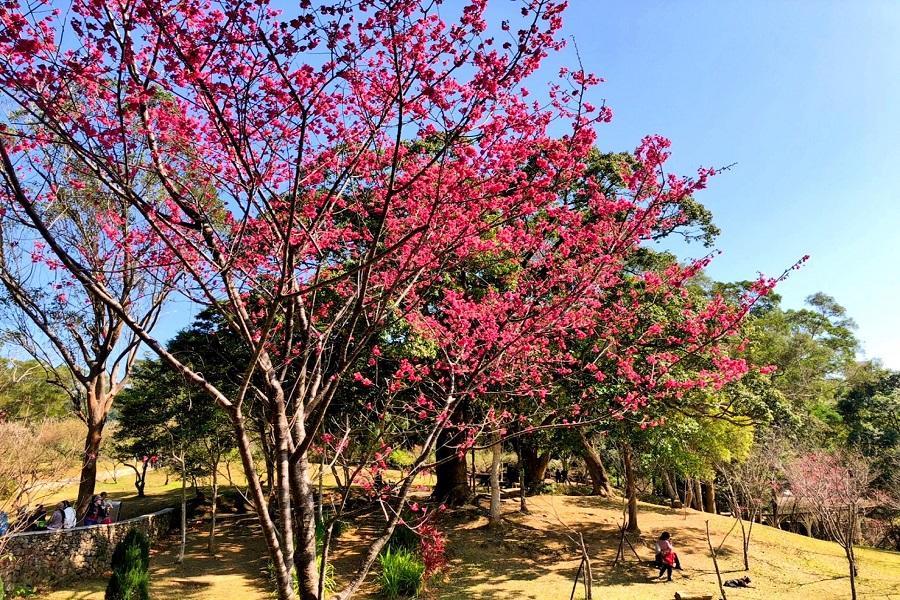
left=111, top=530, right=150, bottom=572
left=838, top=364, right=900, bottom=486
left=113, top=312, right=235, bottom=482
left=105, top=530, right=150, bottom=600
left=6, top=583, right=35, bottom=598
left=378, top=547, right=424, bottom=599
left=0, top=359, right=71, bottom=419
left=387, top=448, right=417, bottom=470
left=315, top=554, right=336, bottom=596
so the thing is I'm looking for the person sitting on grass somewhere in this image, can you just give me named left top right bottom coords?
left=654, top=531, right=682, bottom=581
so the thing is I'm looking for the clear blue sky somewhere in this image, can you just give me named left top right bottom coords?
left=528, top=0, right=900, bottom=368
left=156, top=1, right=900, bottom=368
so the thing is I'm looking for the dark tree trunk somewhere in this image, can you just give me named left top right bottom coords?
left=702, top=481, right=717, bottom=514
left=692, top=479, right=704, bottom=511
left=519, top=441, right=550, bottom=493
left=134, top=460, right=149, bottom=497
left=291, top=452, right=320, bottom=600
left=432, top=427, right=470, bottom=506
left=579, top=432, right=611, bottom=497
left=622, top=443, right=639, bottom=533
left=76, top=415, right=105, bottom=518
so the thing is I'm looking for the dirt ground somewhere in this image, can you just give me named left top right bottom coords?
left=433, top=494, right=900, bottom=600
left=37, top=493, right=900, bottom=600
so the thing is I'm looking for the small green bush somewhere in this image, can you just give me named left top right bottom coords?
left=387, top=448, right=417, bottom=470
left=111, top=529, right=150, bottom=572
left=0, top=577, right=5, bottom=600
left=105, top=529, right=150, bottom=600
left=378, top=547, right=424, bottom=599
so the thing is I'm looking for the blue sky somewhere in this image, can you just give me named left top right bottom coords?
left=157, top=1, right=900, bottom=368
left=524, top=0, right=900, bottom=367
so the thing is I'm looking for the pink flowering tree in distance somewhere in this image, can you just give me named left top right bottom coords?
left=0, top=160, right=177, bottom=517
left=0, top=1, right=793, bottom=598
left=786, top=450, right=877, bottom=600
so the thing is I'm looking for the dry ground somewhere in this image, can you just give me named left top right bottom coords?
left=35, top=488, right=900, bottom=600
left=432, top=494, right=900, bottom=600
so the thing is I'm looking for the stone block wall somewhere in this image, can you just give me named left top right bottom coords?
left=0, top=507, right=174, bottom=588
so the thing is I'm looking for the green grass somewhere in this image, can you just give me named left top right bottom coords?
left=377, top=548, right=424, bottom=599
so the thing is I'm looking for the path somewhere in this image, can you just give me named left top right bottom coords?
left=40, top=514, right=269, bottom=600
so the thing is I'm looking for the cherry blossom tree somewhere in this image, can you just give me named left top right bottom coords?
left=786, top=450, right=876, bottom=600
left=0, top=1, right=785, bottom=598
left=0, top=170, right=175, bottom=516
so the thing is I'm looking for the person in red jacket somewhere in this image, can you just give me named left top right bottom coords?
left=654, top=531, right=682, bottom=581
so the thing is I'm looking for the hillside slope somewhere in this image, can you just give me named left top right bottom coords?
left=436, top=494, right=900, bottom=599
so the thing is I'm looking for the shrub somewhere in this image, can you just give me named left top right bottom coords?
left=378, top=547, right=424, bottom=599
left=266, top=553, right=336, bottom=597
left=105, top=529, right=150, bottom=600
left=111, top=529, right=150, bottom=572
left=417, top=524, right=447, bottom=577
left=387, top=448, right=417, bottom=470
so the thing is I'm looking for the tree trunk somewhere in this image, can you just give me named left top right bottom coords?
left=683, top=477, right=693, bottom=509
left=208, top=467, right=219, bottom=555
left=75, top=414, right=106, bottom=518
left=579, top=432, right=611, bottom=497
left=137, top=460, right=149, bottom=497
left=290, top=452, right=320, bottom=600
left=519, top=441, right=550, bottom=493
left=519, top=461, right=528, bottom=513
left=232, top=409, right=296, bottom=600
left=846, top=545, right=857, bottom=600
left=662, top=471, right=679, bottom=506
left=257, top=415, right=275, bottom=498
left=177, top=454, right=187, bottom=564
left=702, top=481, right=716, bottom=514
left=622, top=443, right=639, bottom=533
left=433, top=427, right=470, bottom=506
left=692, top=479, right=704, bottom=511
left=489, top=429, right=502, bottom=527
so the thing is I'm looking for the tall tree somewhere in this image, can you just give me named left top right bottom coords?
left=0, top=2, right=779, bottom=598
left=838, top=363, right=900, bottom=488
left=0, top=172, right=174, bottom=516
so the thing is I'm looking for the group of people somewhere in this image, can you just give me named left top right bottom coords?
left=1, top=492, right=114, bottom=534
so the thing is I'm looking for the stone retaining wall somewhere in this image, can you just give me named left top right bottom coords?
left=0, top=507, right=174, bottom=588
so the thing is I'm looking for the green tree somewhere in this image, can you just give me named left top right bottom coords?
left=0, top=358, right=71, bottom=419
left=838, top=362, right=900, bottom=487
left=114, top=333, right=234, bottom=556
